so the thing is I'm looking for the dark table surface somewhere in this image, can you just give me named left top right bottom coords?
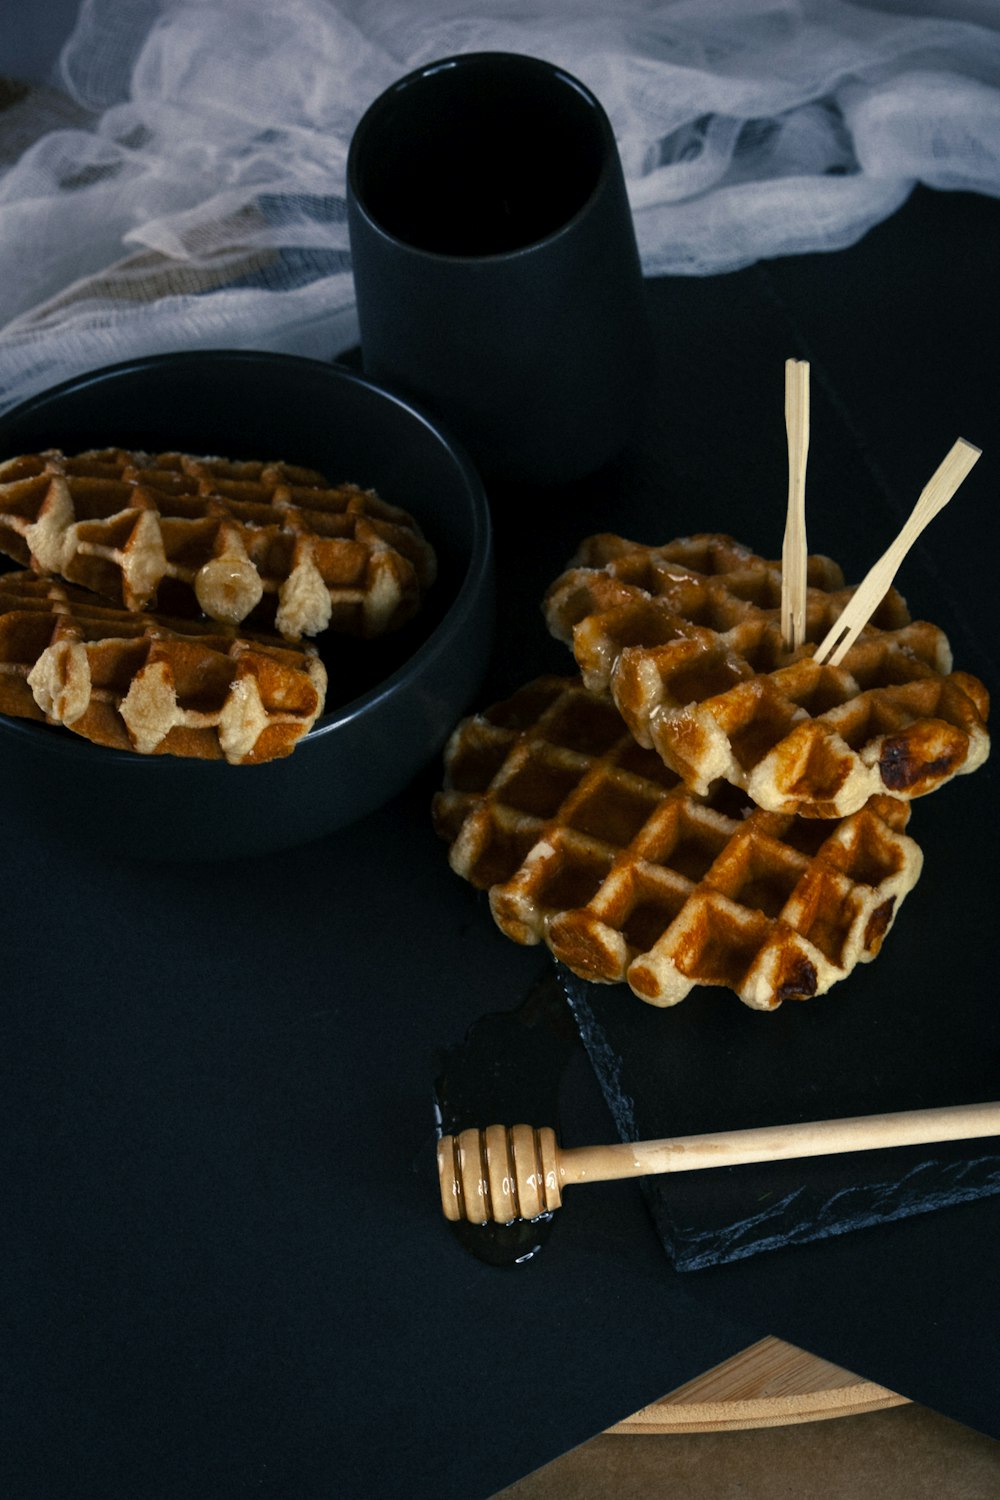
left=2, top=174, right=999, bottom=1497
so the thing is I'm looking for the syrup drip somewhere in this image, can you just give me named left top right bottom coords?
left=431, top=965, right=580, bottom=1267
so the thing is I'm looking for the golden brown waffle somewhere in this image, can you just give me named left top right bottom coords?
left=0, top=571, right=326, bottom=763
left=433, top=675, right=922, bottom=1010
left=0, top=448, right=437, bottom=639
left=543, top=533, right=990, bottom=818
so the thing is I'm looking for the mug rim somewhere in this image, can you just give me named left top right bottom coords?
left=346, top=49, right=619, bottom=266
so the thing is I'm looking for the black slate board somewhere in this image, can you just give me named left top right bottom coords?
left=559, top=745, right=1000, bottom=1268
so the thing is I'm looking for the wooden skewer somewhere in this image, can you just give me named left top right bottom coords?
left=438, top=1101, right=1000, bottom=1223
left=780, top=357, right=810, bottom=651
left=813, top=437, right=981, bottom=667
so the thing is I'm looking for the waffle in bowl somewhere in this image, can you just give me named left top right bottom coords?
left=543, top=532, right=990, bottom=819
left=0, top=571, right=326, bottom=764
left=0, top=448, right=437, bottom=640
left=433, top=674, right=922, bottom=1010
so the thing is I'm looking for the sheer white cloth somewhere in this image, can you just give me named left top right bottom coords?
left=2, top=0, right=1000, bottom=414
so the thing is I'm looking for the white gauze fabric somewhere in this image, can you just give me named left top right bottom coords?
left=1, top=0, right=1000, bottom=415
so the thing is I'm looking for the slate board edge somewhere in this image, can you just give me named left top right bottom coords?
left=561, top=968, right=1000, bottom=1271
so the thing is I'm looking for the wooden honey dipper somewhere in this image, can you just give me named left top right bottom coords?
left=437, top=1102, right=1000, bottom=1224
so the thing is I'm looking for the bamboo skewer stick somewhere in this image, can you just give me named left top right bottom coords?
left=781, top=358, right=810, bottom=651
left=438, top=1101, right=1000, bottom=1223
left=813, top=437, right=981, bottom=667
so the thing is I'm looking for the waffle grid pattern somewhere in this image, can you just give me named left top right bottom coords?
left=0, top=448, right=437, bottom=639
left=543, top=533, right=989, bottom=818
left=0, top=571, right=326, bottom=764
left=433, top=676, right=922, bottom=1010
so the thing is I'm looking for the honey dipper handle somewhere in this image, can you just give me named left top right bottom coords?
left=556, top=1101, right=1000, bottom=1187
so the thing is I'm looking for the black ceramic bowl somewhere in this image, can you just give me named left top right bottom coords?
left=0, top=351, right=494, bottom=859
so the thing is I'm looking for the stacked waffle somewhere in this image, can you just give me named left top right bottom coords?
left=434, top=533, right=989, bottom=1010
left=0, top=447, right=437, bottom=763
left=543, top=533, right=989, bottom=818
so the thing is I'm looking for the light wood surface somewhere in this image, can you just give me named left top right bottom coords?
left=607, top=1336, right=909, bottom=1434
left=496, top=1398, right=1000, bottom=1500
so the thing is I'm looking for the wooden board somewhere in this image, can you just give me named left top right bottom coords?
left=607, top=1337, right=909, bottom=1434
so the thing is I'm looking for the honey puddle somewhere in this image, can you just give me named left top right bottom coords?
left=430, top=966, right=580, bottom=1266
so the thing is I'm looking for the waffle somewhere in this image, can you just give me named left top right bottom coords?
left=0, top=571, right=326, bottom=764
left=433, top=675, right=922, bottom=1010
left=543, top=533, right=990, bottom=818
left=0, top=448, right=437, bottom=640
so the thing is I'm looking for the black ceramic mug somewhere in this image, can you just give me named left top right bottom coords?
left=346, top=52, right=652, bottom=487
